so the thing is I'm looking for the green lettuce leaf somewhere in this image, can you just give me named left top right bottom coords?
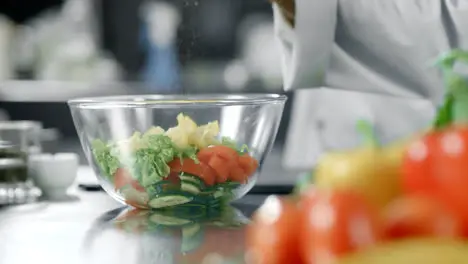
left=433, top=49, right=468, bottom=128
left=91, top=134, right=201, bottom=187
left=131, top=134, right=199, bottom=186
left=91, top=139, right=120, bottom=178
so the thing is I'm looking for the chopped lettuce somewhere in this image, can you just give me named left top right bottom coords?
left=131, top=134, right=199, bottom=186
left=91, top=133, right=200, bottom=187
left=91, top=139, right=120, bottom=178
left=221, top=137, right=250, bottom=155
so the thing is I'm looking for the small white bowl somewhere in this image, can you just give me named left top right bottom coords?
left=28, top=153, right=79, bottom=200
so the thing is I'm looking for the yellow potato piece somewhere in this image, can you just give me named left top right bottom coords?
left=189, top=121, right=220, bottom=148
left=176, top=113, right=198, bottom=135
left=165, top=127, right=190, bottom=149
left=143, top=126, right=165, bottom=137
left=337, top=239, right=468, bottom=264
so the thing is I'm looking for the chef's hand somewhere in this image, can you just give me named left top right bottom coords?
left=270, top=0, right=295, bottom=27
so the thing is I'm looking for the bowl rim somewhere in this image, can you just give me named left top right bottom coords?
left=68, top=93, right=287, bottom=108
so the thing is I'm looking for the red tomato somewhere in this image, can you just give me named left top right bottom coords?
left=162, top=171, right=181, bottom=185
left=168, top=158, right=216, bottom=186
left=402, top=132, right=441, bottom=195
left=383, top=195, right=464, bottom=240
left=114, top=168, right=145, bottom=192
left=299, top=189, right=383, bottom=264
left=208, top=155, right=231, bottom=183
left=238, top=154, right=259, bottom=177
left=246, top=195, right=302, bottom=264
left=402, top=126, right=468, bottom=235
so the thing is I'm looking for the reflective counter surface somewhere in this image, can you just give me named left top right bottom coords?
left=0, top=185, right=268, bottom=264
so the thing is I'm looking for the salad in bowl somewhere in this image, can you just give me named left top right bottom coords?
left=91, top=113, right=259, bottom=209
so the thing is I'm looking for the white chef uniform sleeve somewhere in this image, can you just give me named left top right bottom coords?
left=444, top=0, right=468, bottom=50
left=272, top=0, right=338, bottom=91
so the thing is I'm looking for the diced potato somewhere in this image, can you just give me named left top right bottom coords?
left=165, top=127, right=190, bottom=148
left=176, top=113, right=198, bottom=135
left=189, top=121, right=220, bottom=148
left=144, top=126, right=165, bottom=137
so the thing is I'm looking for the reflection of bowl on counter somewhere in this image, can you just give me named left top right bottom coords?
left=84, top=205, right=249, bottom=264
left=69, top=94, right=286, bottom=209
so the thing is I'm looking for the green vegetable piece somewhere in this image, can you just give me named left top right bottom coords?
left=148, top=192, right=194, bottom=209
left=91, top=139, right=120, bottom=178
left=433, top=94, right=455, bottom=129
left=356, top=119, right=379, bottom=147
left=434, top=49, right=468, bottom=127
left=293, top=171, right=314, bottom=195
left=130, top=134, right=198, bottom=186
left=149, top=212, right=193, bottom=227
left=181, top=224, right=205, bottom=253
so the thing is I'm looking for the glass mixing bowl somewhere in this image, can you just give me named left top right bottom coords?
left=69, top=94, right=286, bottom=209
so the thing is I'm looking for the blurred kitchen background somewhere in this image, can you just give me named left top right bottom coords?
left=0, top=0, right=305, bottom=185
left=0, top=0, right=437, bottom=186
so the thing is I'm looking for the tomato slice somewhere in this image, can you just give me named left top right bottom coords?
left=299, top=189, right=383, bottom=264
left=114, top=168, right=145, bottom=192
left=208, top=155, right=230, bottom=183
left=238, top=154, right=259, bottom=176
left=168, top=158, right=216, bottom=186
left=383, top=195, right=463, bottom=240
left=229, top=166, right=247, bottom=183
left=209, top=145, right=238, bottom=160
left=162, top=171, right=181, bottom=185
left=197, top=148, right=214, bottom=163
left=246, top=195, right=303, bottom=264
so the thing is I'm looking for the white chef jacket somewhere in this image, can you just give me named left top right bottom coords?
left=276, top=0, right=468, bottom=169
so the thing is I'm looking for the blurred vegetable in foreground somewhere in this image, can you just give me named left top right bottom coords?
left=249, top=49, right=468, bottom=264
left=299, top=189, right=383, bottom=264
left=312, top=120, right=403, bottom=210
left=337, top=239, right=468, bottom=264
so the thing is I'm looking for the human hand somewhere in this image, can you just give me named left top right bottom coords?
left=270, top=0, right=295, bottom=27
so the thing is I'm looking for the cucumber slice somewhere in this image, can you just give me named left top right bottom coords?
left=149, top=212, right=193, bottom=227
left=164, top=203, right=208, bottom=220
left=147, top=180, right=179, bottom=195
left=179, top=173, right=205, bottom=187
left=181, top=180, right=202, bottom=195
left=217, top=181, right=241, bottom=190
left=148, top=194, right=193, bottom=209
left=191, top=192, right=223, bottom=206
left=180, top=173, right=205, bottom=194
left=181, top=224, right=204, bottom=253
left=213, top=190, right=224, bottom=199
